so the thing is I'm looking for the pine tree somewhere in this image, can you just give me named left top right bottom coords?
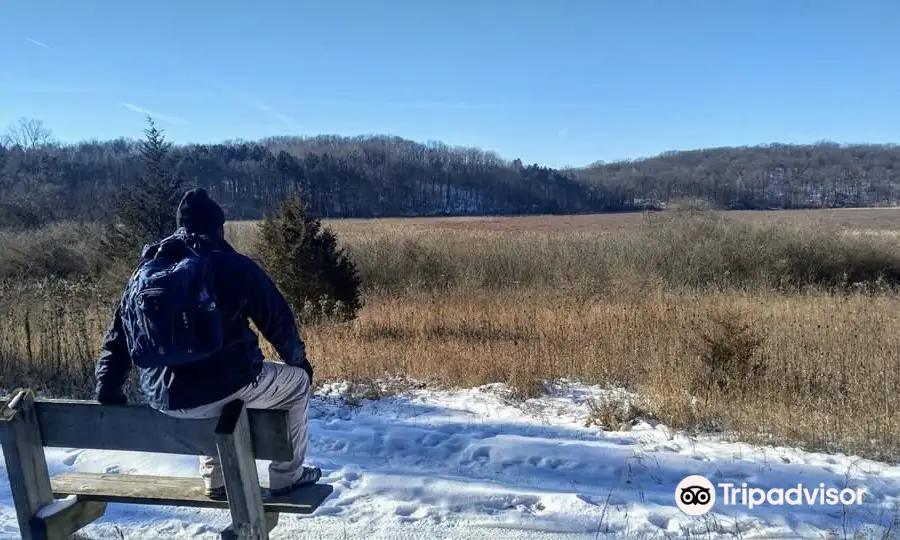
left=102, top=116, right=186, bottom=262
left=255, top=190, right=362, bottom=323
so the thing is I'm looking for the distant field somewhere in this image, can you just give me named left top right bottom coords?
left=221, top=206, right=900, bottom=298
left=231, top=206, right=900, bottom=235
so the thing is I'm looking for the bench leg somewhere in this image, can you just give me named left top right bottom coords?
left=220, top=513, right=279, bottom=540
left=0, top=389, right=66, bottom=540
left=215, top=399, right=269, bottom=540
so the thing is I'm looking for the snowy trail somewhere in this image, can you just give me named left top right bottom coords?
left=2, top=382, right=900, bottom=539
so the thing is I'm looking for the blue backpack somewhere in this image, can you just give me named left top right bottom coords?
left=120, top=233, right=224, bottom=369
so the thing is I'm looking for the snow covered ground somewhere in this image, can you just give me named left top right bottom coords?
left=2, top=381, right=900, bottom=539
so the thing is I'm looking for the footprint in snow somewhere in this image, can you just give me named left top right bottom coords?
left=418, top=432, right=449, bottom=448
left=394, top=504, right=417, bottom=517
left=544, top=457, right=564, bottom=469
left=319, top=438, right=348, bottom=452
left=395, top=505, right=433, bottom=524
left=525, top=456, right=565, bottom=470
left=466, top=446, right=491, bottom=463
left=337, top=470, right=361, bottom=489
left=647, top=513, right=671, bottom=530
left=478, top=494, right=544, bottom=515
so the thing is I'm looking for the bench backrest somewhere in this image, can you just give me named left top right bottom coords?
left=0, top=397, right=293, bottom=461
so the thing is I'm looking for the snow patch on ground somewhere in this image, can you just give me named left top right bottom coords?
left=2, top=382, right=900, bottom=539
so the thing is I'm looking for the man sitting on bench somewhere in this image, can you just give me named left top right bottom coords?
left=93, top=187, right=322, bottom=500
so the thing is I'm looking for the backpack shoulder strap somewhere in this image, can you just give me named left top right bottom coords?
left=154, top=232, right=204, bottom=261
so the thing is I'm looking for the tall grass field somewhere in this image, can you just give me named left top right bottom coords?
left=3, top=206, right=900, bottom=462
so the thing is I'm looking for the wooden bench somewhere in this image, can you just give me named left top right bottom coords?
left=0, top=388, right=333, bottom=540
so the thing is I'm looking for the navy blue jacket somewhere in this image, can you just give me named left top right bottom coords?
left=94, top=229, right=311, bottom=411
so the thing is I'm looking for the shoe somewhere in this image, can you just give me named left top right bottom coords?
left=269, top=466, right=322, bottom=496
left=205, top=485, right=227, bottom=501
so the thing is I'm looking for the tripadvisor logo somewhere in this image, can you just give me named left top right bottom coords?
left=676, top=475, right=715, bottom=516
left=675, top=475, right=866, bottom=516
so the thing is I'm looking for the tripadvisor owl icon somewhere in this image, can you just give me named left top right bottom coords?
left=676, top=475, right=716, bottom=516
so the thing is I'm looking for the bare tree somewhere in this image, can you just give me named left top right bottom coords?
left=1, top=117, right=54, bottom=149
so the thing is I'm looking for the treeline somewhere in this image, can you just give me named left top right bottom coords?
left=574, top=142, right=900, bottom=210
left=3, top=117, right=900, bottom=227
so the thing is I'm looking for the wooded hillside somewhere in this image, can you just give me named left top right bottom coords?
left=3, top=117, right=899, bottom=227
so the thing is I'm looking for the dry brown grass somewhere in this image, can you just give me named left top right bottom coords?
left=4, top=208, right=900, bottom=463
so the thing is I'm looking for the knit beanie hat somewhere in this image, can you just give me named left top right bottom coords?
left=175, top=188, right=225, bottom=234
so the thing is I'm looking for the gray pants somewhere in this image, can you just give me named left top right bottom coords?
left=162, top=361, right=311, bottom=491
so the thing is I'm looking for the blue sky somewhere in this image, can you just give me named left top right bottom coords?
left=2, top=0, right=899, bottom=168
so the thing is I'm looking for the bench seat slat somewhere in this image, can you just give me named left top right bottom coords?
left=50, top=472, right=333, bottom=514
